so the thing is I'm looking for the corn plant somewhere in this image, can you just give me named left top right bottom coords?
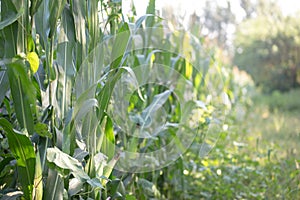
left=0, top=0, right=236, bottom=199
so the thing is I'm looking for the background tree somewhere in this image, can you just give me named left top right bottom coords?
left=202, top=0, right=236, bottom=49
left=233, top=4, right=300, bottom=92
left=240, top=0, right=256, bottom=19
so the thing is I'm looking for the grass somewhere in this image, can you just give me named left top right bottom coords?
left=251, top=89, right=300, bottom=159
left=232, top=88, right=300, bottom=198
left=184, top=88, right=300, bottom=199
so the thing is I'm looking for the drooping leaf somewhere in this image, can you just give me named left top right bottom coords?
left=96, top=70, right=123, bottom=121
left=73, top=98, right=98, bottom=121
left=107, top=179, right=126, bottom=197
left=47, top=147, right=90, bottom=181
left=134, top=14, right=155, bottom=31
left=0, top=118, right=36, bottom=200
left=0, top=7, right=24, bottom=30
left=68, top=178, right=84, bottom=196
left=80, top=110, right=99, bottom=154
left=94, top=152, right=107, bottom=177
left=34, top=0, right=49, bottom=47
left=73, top=148, right=89, bottom=162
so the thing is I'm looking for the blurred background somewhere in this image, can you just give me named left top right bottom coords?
left=124, top=0, right=300, bottom=92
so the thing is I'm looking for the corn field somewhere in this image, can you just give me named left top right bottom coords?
left=2, top=0, right=295, bottom=200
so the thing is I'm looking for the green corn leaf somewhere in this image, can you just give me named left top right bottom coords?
left=1, top=0, right=19, bottom=57
left=56, top=42, right=75, bottom=119
left=35, top=0, right=67, bottom=43
left=140, top=90, right=172, bottom=128
left=0, top=70, right=10, bottom=105
left=34, top=0, right=49, bottom=47
left=72, top=0, right=87, bottom=68
left=33, top=150, right=43, bottom=200
left=30, top=0, right=43, bottom=16
left=80, top=111, right=99, bottom=154
left=134, top=14, right=155, bottom=31
left=126, top=194, right=137, bottom=200
left=101, top=116, right=115, bottom=161
left=59, top=7, right=76, bottom=43
left=87, top=0, right=101, bottom=52
left=73, top=98, right=98, bottom=121
left=0, top=157, right=14, bottom=173
left=7, top=60, right=36, bottom=135
left=110, top=23, right=130, bottom=69
left=0, top=7, right=24, bottom=30
left=102, top=154, right=119, bottom=185
left=0, top=118, right=36, bottom=200
left=146, top=0, right=156, bottom=27
left=47, top=147, right=90, bottom=181
left=34, top=123, right=52, bottom=138
left=97, top=71, right=122, bottom=122
left=48, top=0, right=67, bottom=38
left=43, top=169, right=64, bottom=200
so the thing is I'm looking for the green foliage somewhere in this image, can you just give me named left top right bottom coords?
left=0, top=118, right=36, bottom=199
left=255, top=88, right=300, bottom=112
left=0, top=0, right=299, bottom=199
left=234, top=12, right=300, bottom=92
left=7, top=60, right=36, bottom=135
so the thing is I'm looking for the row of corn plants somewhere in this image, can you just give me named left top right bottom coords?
left=0, top=0, right=240, bottom=199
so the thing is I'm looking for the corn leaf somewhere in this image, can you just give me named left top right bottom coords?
left=72, top=0, right=87, bottom=69
left=110, top=23, right=130, bottom=69
left=33, top=150, right=43, bottom=200
left=7, top=60, right=36, bottom=134
left=0, top=118, right=36, bottom=200
left=43, top=169, right=64, bottom=200
left=0, top=0, right=19, bottom=57
left=30, top=0, right=43, bottom=16
left=0, top=70, right=9, bottom=105
left=140, top=90, right=172, bottom=128
left=47, top=147, right=90, bottom=181
left=0, top=7, right=24, bottom=30
left=101, top=116, right=115, bottom=161
left=146, top=0, right=156, bottom=27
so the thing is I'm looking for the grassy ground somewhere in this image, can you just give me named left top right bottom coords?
left=233, top=89, right=300, bottom=198
left=187, top=89, right=300, bottom=199
left=251, top=89, right=300, bottom=159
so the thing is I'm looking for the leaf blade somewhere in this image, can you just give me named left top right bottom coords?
left=0, top=118, right=36, bottom=200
